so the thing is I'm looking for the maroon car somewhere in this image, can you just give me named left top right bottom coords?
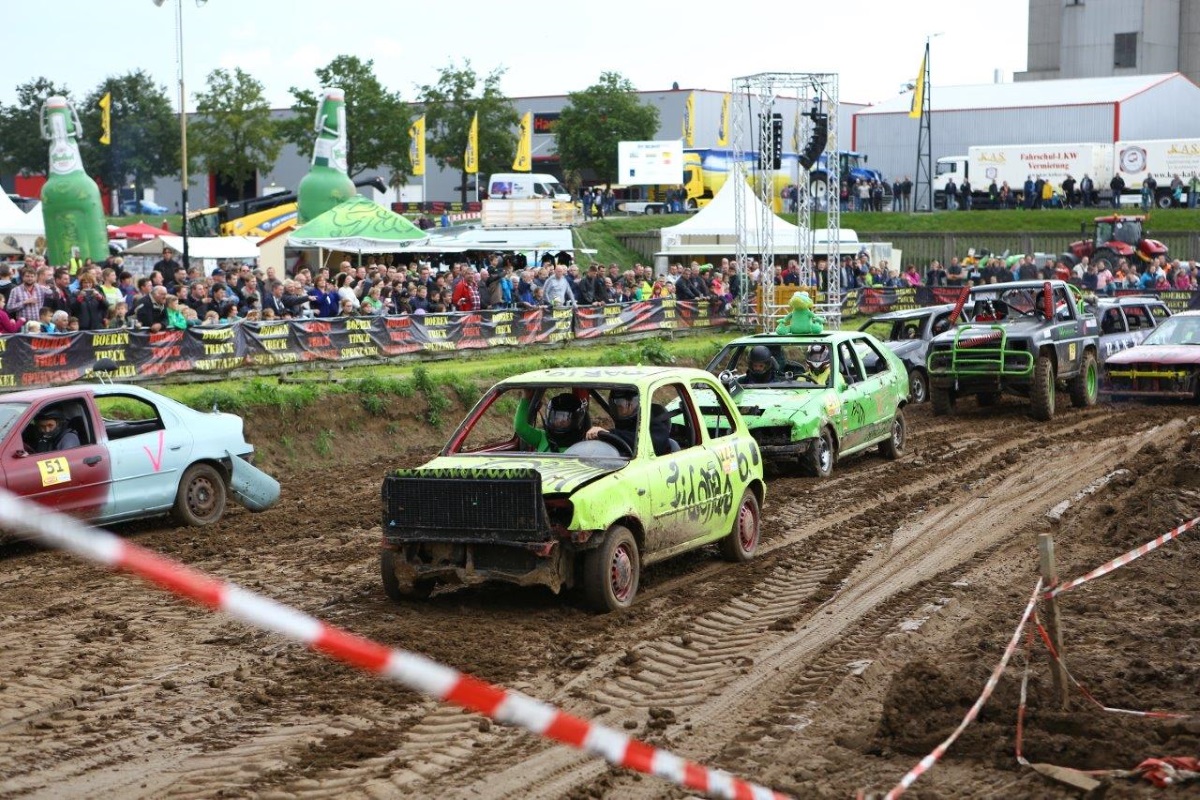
left=1102, top=310, right=1200, bottom=400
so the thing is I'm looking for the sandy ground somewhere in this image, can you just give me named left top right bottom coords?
left=0, top=394, right=1197, bottom=799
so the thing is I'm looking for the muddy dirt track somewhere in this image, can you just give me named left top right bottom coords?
left=1, top=395, right=1198, bottom=799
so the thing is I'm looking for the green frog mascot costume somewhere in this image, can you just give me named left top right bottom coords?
left=776, top=291, right=823, bottom=335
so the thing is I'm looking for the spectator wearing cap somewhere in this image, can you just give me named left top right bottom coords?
left=152, top=248, right=180, bottom=284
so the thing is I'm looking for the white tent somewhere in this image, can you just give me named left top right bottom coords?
left=124, top=234, right=261, bottom=260
left=658, top=178, right=859, bottom=258
left=425, top=226, right=575, bottom=254
left=0, top=192, right=45, bottom=253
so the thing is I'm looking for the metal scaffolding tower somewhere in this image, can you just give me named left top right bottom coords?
left=732, top=72, right=842, bottom=331
left=913, top=39, right=934, bottom=213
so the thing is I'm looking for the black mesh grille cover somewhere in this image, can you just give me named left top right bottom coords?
left=382, top=468, right=550, bottom=544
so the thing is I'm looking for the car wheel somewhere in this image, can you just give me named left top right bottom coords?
left=802, top=428, right=834, bottom=478
left=719, top=490, right=761, bottom=563
left=1069, top=349, right=1099, bottom=408
left=931, top=385, right=956, bottom=416
left=172, top=463, right=227, bottom=526
left=878, top=410, right=906, bottom=460
left=380, top=549, right=435, bottom=601
left=583, top=525, right=640, bottom=612
left=976, top=391, right=1001, bottom=407
left=908, top=369, right=929, bottom=403
left=1031, top=352, right=1056, bottom=421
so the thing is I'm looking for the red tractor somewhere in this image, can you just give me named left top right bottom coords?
left=1063, top=215, right=1168, bottom=273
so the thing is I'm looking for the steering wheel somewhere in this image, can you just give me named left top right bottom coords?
left=597, top=430, right=634, bottom=457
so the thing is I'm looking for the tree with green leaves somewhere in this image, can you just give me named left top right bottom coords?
left=416, top=60, right=518, bottom=204
left=555, top=72, right=659, bottom=185
left=76, top=70, right=178, bottom=200
left=280, top=55, right=409, bottom=181
left=0, top=77, right=75, bottom=176
left=189, top=67, right=282, bottom=201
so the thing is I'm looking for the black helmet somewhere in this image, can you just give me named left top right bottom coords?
left=543, top=393, right=590, bottom=448
left=748, top=345, right=775, bottom=380
left=609, top=387, right=640, bottom=424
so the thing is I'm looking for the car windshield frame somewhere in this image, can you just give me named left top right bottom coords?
left=0, top=402, right=30, bottom=444
left=708, top=342, right=834, bottom=389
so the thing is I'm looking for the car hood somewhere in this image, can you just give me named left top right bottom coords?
left=1105, top=344, right=1200, bottom=365
left=409, top=454, right=626, bottom=494
left=735, top=387, right=832, bottom=425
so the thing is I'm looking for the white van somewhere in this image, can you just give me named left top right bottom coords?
left=487, top=173, right=572, bottom=202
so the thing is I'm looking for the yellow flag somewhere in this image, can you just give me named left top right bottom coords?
left=408, top=115, right=425, bottom=176
left=909, top=54, right=926, bottom=119
left=682, top=91, right=695, bottom=147
left=792, top=105, right=802, bottom=153
left=513, top=111, right=532, bottom=171
left=99, top=91, right=112, bottom=145
left=464, top=111, right=479, bottom=174
left=716, top=93, right=730, bottom=147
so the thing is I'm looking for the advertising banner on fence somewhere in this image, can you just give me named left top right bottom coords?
left=0, top=302, right=724, bottom=388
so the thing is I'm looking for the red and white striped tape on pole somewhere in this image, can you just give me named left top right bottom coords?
left=882, top=578, right=1043, bottom=800
left=1032, top=611, right=1193, bottom=720
left=0, top=490, right=789, bottom=800
left=1044, top=515, right=1199, bottom=600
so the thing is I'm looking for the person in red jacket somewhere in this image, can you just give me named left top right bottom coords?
left=452, top=270, right=481, bottom=312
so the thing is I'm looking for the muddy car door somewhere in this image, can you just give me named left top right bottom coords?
left=2, top=397, right=112, bottom=518
left=834, top=341, right=873, bottom=452
left=95, top=392, right=194, bottom=518
left=649, top=382, right=734, bottom=552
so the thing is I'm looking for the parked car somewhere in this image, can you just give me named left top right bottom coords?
left=1094, top=295, right=1171, bottom=362
left=705, top=331, right=909, bottom=477
left=857, top=303, right=961, bottom=403
left=380, top=367, right=765, bottom=612
left=1102, top=310, right=1200, bottom=400
left=120, top=198, right=169, bottom=216
left=0, top=380, right=278, bottom=527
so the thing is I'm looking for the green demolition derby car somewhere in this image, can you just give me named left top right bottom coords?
left=380, top=367, right=766, bottom=612
left=706, top=331, right=909, bottom=477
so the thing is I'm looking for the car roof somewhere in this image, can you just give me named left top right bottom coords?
left=1097, top=295, right=1167, bottom=306
left=866, top=304, right=954, bottom=321
left=497, top=366, right=713, bottom=387
left=0, top=385, right=97, bottom=405
left=971, top=280, right=1072, bottom=294
left=726, top=330, right=871, bottom=346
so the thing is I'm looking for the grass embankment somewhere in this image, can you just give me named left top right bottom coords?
left=152, top=334, right=729, bottom=429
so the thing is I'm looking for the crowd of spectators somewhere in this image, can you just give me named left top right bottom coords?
left=3, top=241, right=1197, bottom=336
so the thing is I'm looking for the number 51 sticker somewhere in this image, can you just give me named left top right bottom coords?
left=37, top=457, right=72, bottom=486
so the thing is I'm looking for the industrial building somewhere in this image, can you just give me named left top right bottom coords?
left=851, top=72, right=1200, bottom=188
left=1018, top=0, right=1200, bottom=85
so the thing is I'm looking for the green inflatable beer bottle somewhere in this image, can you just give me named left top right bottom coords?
left=40, top=96, right=108, bottom=267
left=296, top=88, right=357, bottom=224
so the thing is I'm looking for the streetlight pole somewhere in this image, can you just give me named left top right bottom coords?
left=155, top=0, right=206, bottom=270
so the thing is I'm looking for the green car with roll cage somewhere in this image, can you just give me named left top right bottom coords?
left=380, top=366, right=765, bottom=613
left=705, top=331, right=910, bottom=477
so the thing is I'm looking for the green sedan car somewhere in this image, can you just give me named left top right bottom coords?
left=706, top=331, right=909, bottom=477
left=380, top=367, right=765, bottom=612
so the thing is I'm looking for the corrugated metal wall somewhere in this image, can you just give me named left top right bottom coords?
left=1119, top=78, right=1200, bottom=138
left=854, top=104, right=1116, bottom=183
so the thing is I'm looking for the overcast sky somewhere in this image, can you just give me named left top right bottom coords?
left=4, top=0, right=1028, bottom=110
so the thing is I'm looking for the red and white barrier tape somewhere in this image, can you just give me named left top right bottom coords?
left=0, top=490, right=788, bottom=800
left=882, top=579, right=1043, bottom=800
left=1033, top=610, right=1193, bottom=720
left=1044, top=515, right=1199, bottom=600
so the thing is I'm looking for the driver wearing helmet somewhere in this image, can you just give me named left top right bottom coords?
left=743, top=345, right=777, bottom=385
left=585, top=387, right=675, bottom=456
left=30, top=408, right=81, bottom=453
left=515, top=390, right=591, bottom=452
left=803, top=344, right=832, bottom=386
